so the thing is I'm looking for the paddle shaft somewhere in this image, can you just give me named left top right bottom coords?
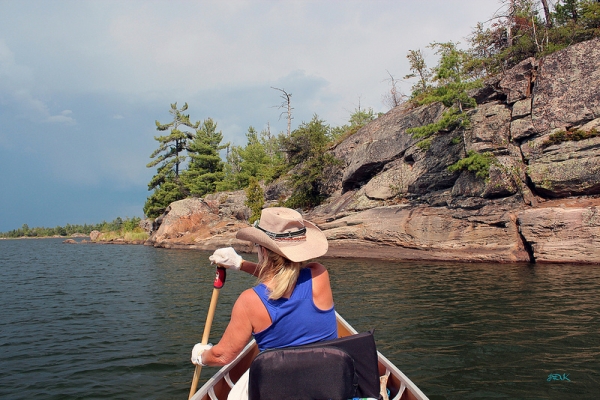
left=188, top=267, right=226, bottom=400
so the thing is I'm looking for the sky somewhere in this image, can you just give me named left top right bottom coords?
left=0, top=0, right=505, bottom=232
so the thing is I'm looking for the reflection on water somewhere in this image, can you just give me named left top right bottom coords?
left=0, top=239, right=598, bottom=399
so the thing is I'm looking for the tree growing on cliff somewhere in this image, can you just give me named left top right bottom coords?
left=553, top=0, right=600, bottom=42
left=144, top=179, right=185, bottom=218
left=382, top=71, right=407, bottom=109
left=448, top=150, right=496, bottom=180
left=148, top=102, right=200, bottom=181
left=466, top=0, right=600, bottom=76
left=272, top=87, right=293, bottom=137
left=217, top=144, right=243, bottom=192
left=245, top=177, right=265, bottom=224
left=331, top=105, right=377, bottom=144
left=145, top=102, right=200, bottom=217
left=217, top=126, right=285, bottom=191
left=281, top=115, right=341, bottom=208
left=236, top=127, right=281, bottom=185
left=404, top=49, right=432, bottom=97
left=181, top=118, right=226, bottom=197
left=406, top=42, right=479, bottom=139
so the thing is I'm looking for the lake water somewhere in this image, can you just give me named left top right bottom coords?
left=0, top=238, right=598, bottom=399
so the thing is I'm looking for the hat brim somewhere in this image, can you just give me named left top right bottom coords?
left=236, top=220, right=328, bottom=262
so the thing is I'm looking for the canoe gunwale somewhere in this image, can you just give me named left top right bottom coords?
left=335, top=313, right=428, bottom=400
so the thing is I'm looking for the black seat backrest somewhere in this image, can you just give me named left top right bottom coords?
left=301, top=330, right=380, bottom=398
left=248, top=331, right=380, bottom=400
left=248, top=346, right=357, bottom=400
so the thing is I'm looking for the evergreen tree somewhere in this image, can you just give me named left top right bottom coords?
left=405, top=42, right=480, bottom=139
left=148, top=102, right=199, bottom=182
left=182, top=118, right=226, bottom=197
left=145, top=102, right=199, bottom=217
left=404, top=49, right=432, bottom=97
left=238, top=127, right=284, bottom=185
left=555, top=0, right=581, bottom=23
left=217, top=126, right=285, bottom=191
left=331, top=107, right=377, bottom=143
left=143, top=177, right=186, bottom=218
left=553, top=0, right=600, bottom=43
left=466, top=0, right=600, bottom=76
left=281, top=115, right=340, bottom=208
left=217, top=144, right=244, bottom=192
left=245, top=177, right=265, bottom=224
left=237, top=127, right=269, bottom=186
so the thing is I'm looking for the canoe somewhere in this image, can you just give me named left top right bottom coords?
left=190, top=312, right=428, bottom=400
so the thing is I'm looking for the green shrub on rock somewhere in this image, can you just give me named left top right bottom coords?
left=542, top=128, right=599, bottom=147
left=448, top=151, right=496, bottom=180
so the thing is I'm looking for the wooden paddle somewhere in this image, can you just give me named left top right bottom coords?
left=188, top=267, right=227, bottom=400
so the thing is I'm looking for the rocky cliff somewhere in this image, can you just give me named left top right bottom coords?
left=146, top=39, right=600, bottom=264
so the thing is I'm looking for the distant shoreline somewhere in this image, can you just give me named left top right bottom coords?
left=0, top=234, right=90, bottom=240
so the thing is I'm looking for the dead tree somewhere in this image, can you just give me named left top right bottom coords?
left=272, top=87, right=293, bottom=136
left=382, top=70, right=406, bottom=109
left=540, top=0, right=553, bottom=28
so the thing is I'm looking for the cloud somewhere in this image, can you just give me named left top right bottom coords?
left=46, top=110, right=76, bottom=125
left=0, top=38, right=33, bottom=89
left=0, top=0, right=505, bottom=231
left=1, top=1, right=503, bottom=127
left=11, top=89, right=77, bottom=125
left=1, top=40, right=76, bottom=125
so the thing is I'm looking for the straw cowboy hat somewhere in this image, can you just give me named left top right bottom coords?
left=236, top=207, right=328, bottom=262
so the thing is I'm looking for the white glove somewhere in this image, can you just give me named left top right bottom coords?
left=209, top=247, right=243, bottom=270
left=191, top=343, right=213, bottom=366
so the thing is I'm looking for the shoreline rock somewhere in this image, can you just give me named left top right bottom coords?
left=143, top=40, right=600, bottom=265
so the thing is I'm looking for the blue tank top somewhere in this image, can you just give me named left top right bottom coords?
left=252, top=268, right=338, bottom=351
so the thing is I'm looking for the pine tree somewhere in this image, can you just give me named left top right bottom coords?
left=217, top=127, right=285, bottom=191
left=148, top=102, right=199, bottom=182
left=404, top=49, right=432, bottom=97
left=145, top=102, right=199, bottom=217
left=465, top=0, right=600, bottom=76
left=406, top=42, right=479, bottom=139
left=245, top=177, right=265, bottom=224
left=281, top=115, right=340, bottom=208
left=238, top=127, right=278, bottom=184
left=331, top=107, right=377, bottom=143
left=217, top=144, right=244, bottom=192
left=182, top=118, right=226, bottom=197
left=143, top=176, right=186, bottom=218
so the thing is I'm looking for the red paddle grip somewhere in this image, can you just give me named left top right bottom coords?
left=213, top=267, right=226, bottom=289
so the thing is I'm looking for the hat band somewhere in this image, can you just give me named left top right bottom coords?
left=256, top=225, right=307, bottom=241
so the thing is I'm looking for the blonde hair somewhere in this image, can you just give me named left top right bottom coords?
left=257, top=247, right=302, bottom=300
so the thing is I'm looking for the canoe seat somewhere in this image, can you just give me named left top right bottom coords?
left=248, top=331, right=380, bottom=400
left=248, top=346, right=357, bottom=400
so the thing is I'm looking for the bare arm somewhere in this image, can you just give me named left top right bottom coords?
left=239, top=259, right=260, bottom=277
left=199, top=290, right=255, bottom=366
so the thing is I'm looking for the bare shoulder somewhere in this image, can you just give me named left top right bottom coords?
left=235, top=287, right=271, bottom=333
left=231, top=289, right=261, bottom=323
left=237, top=287, right=261, bottom=307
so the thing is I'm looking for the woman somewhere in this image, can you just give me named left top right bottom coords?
left=191, top=207, right=337, bottom=398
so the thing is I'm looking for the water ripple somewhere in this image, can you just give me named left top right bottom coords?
left=1, top=240, right=599, bottom=399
